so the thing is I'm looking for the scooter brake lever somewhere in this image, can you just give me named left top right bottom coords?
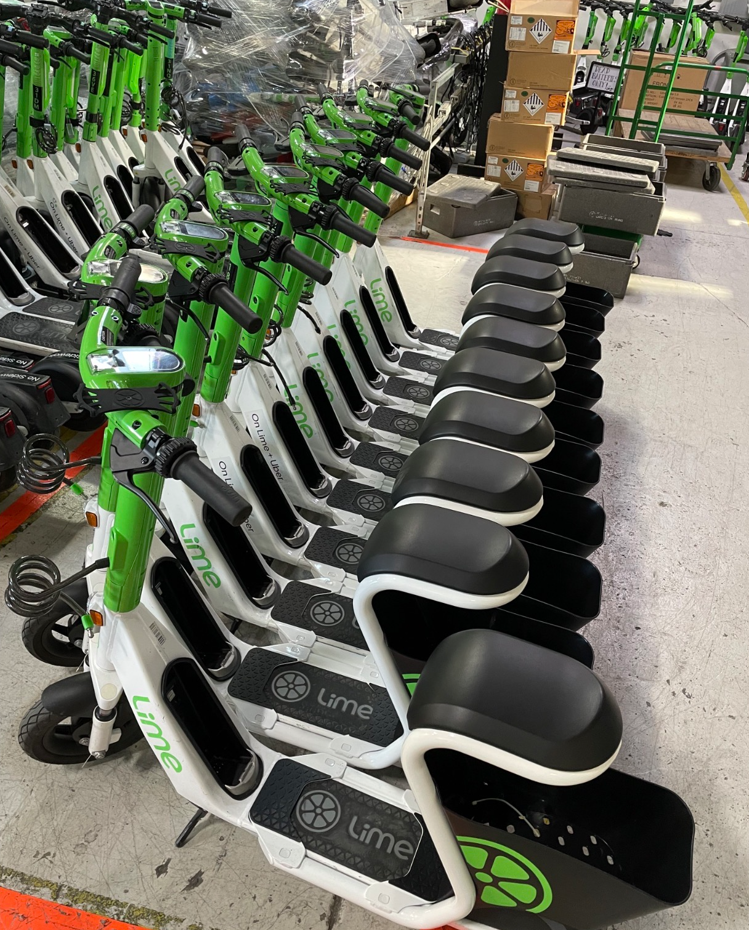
left=292, top=229, right=339, bottom=257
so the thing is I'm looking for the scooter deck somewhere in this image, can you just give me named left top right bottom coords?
left=251, top=759, right=450, bottom=899
left=369, top=406, right=425, bottom=440
left=0, top=313, right=77, bottom=351
left=383, top=377, right=434, bottom=405
left=327, top=479, right=392, bottom=521
left=229, top=652, right=402, bottom=746
left=22, top=298, right=84, bottom=323
left=350, top=443, right=409, bottom=478
left=398, top=350, right=446, bottom=376
left=306, top=527, right=367, bottom=572
left=419, top=329, right=459, bottom=352
left=272, top=582, right=367, bottom=649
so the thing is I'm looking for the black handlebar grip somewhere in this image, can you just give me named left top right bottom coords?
left=106, top=255, right=142, bottom=310
left=399, top=101, right=418, bottom=124
left=210, top=282, right=264, bottom=334
left=68, top=44, right=91, bottom=64
left=206, top=145, right=228, bottom=168
left=317, top=82, right=333, bottom=100
left=125, top=204, right=155, bottom=235
left=207, top=4, right=233, bottom=16
left=0, top=53, right=28, bottom=75
left=386, top=142, right=422, bottom=170
left=350, top=183, right=389, bottom=218
left=281, top=244, right=332, bottom=285
left=183, top=174, right=206, bottom=199
left=170, top=451, right=252, bottom=526
left=194, top=11, right=222, bottom=26
left=400, top=124, right=429, bottom=151
left=11, top=32, right=49, bottom=49
left=377, top=167, right=413, bottom=196
left=330, top=211, right=377, bottom=248
left=122, top=37, right=143, bottom=54
left=148, top=21, right=175, bottom=38
left=294, top=93, right=308, bottom=111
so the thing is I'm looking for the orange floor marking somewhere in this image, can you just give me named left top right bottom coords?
left=393, top=236, right=490, bottom=254
left=0, top=886, right=144, bottom=929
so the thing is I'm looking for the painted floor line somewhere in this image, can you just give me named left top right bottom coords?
left=0, top=886, right=144, bottom=930
left=721, top=165, right=749, bottom=225
left=391, top=235, right=490, bottom=254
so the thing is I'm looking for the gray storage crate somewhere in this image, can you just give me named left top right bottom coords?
left=582, top=227, right=643, bottom=259
left=424, top=175, right=518, bottom=239
left=556, top=181, right=666, bottom=236
left=568, top=244, right=638, bottom=299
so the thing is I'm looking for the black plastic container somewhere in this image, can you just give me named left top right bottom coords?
left=545, top=400, right=604, bottom=449
left=496, top=540, right=601, bottom=631
left=428, top=750, right=693, bottom=930
left=554, top=365, right=604, bottom=409
left=564, top=281, right=615, bottom=314
left=534, top=438, right=601, bottom=495
left=561, top=301, right=605, bottom=336
left=514, top=487, right=605, bottom=557
left=560, top=330, right=601, bottom=369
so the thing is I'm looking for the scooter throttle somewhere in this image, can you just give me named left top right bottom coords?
left=209, top=282, right=264, bottom=334
left=329, top=211, right=377, bottom=247
left=280, top=244, right=332, bottom=285
left=349, top=183, right=390, bottom=218
left=169, top=449, right=252, bottom=526
left=399, top=124, right=429, bottom=151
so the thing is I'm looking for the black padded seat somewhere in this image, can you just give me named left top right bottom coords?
left=357, top=504, right=529, bottom=597
left=472, top=256, right=567, bottom=297
left=408, top=628, right=622, bottom=772
left=457, top=318, right=566, bottom=369
left=510, top=217, right=585, bottom=254
left=486, top=233, right=573, bottom=270
left=419, top=392, right=555, bottom=459
left=390, top=440, right=543, bottom=517
left=433, top=347, right=555, bottom=405
left=462, top=283, right=565, bottom=329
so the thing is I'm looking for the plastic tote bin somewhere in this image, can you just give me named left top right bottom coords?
left=556, top=181, right=667, bottom=236
left=423, top=175, right=518, bottom=239
left=568, top=245, right=638, bottom=299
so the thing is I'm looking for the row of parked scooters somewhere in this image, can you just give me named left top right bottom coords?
left=2, top=8, right=693, bottom=925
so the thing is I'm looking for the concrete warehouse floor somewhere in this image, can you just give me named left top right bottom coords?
left=1, top=157, right=748, bottom=930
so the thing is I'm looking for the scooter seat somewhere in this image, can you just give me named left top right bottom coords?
left=472, top=256, right=567, bottom=297
left=357, top=503, right=529, bottom=597
left=433, top=347, right=555, bottom=406
left=510, top=217, right=585, bottom=254
left=486, top=233, right=573, bottom=271
left=390, top=440, right=543, bottom=521
left=408, top=628, right=622, bottom=773
left=457, top=318, right=566, bottom=370
left=462, top=283, right=565, bottom=329
left=419, top=392, right=555, bottom=461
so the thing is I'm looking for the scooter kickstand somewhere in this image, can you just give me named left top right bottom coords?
left=175, top=807, right=209, bottom=848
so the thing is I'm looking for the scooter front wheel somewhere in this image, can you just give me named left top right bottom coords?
left=22, top=610, right=86, bottom=667
left=19, top=692, right=142, bottom=764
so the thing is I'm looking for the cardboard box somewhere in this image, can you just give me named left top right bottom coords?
left=506, top=51, right=578, bottom=91
left=486, top=155, right=550, bottom=193
left=486, top=117, right=554, bottom=159
left=423, top=175, right=518, bottom=238
left=506, top=0, right=579, bottom=55
left=620, top=51, right=705, bottom=112
left=516, top=187, right=556, bottom=219
left=502, top=87, right=570, bottom=126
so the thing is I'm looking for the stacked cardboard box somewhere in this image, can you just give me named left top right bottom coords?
left=484, top=0, right=580, bottom=219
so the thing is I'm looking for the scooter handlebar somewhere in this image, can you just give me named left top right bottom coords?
left=399, top=101, right=419, bottom=123
left=374, top=165, right=413, bottom=196
left=124, top=204, right=155, bottom=235
left=329, top=211, right=377, bottom=247
left=280, top=243, right=332, bottom=285
left=206, top=3, right=232, bottom=17
left=206, top=145, right=229, bottom=168
left=235, top=123, right=253, bottom=145
left=192, top=11, right=222, bottom=27
left=385, top=142, right=422, bottom=170
left=148, top=21, right=175, bottom=39
left=349, top=182, right=390, bottom=218
left=170, top=450, right=252, bottom=526
left=183, top=174, right=206, bottom=199
left=105, top=255, right=142, bottom=311
left=209, top=282, right=264, bottom=334
left=399, top=124, right=429, bottom=151
left=7, top=31, right=49, bottom=49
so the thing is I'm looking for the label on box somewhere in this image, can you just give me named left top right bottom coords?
left=530, top=19, right=552, bottom=44
left=526, top=163, right=545, bottom=185
left=524, top=180, right=541, bottom=191
left=524, top=93, right=545, bottom=116
left=548, top=93, right=568, bottom=112
left=552, top=39, right=571, bottom=53
left=504, top=100, right=520, bottom=112
left=546, top=112, right=562, bottom=125
left=504, top=159, right=524, bottom=182
left=555, top=19, right=576, bottom=39
left=505, top=90, right=517, bottom=99
left=509, top=26, right=527, bottom=40
left=510, top=15, right=523, bottom=23
left=486, top=165, right=502, bottom=179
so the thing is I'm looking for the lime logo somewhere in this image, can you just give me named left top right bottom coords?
left=459, top=837, right=552, bottom=913
left=402, top=673, right=420, bottom=696
left=296, top=790, right=342, bottom=832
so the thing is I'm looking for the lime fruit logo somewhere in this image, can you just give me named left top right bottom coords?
left=459, top=837, right=552, bottom=913
left=402, top=673, right=420, bottom=696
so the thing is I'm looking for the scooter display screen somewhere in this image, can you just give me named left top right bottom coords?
left=160, top=222, right=227, bottom=240
left=87, top=260, right=168, bottom=285
left=86, top=347, right=182, bottom=375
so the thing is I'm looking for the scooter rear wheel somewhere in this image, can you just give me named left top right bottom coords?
left=19, top=696, right=142, bottom=764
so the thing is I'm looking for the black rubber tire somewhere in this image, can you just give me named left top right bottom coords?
left=702, top=164, right=721, bottom=191
left=22, top=610, right=86, bottom=667
left=742, top=164, right=749, bottom=183
left=18, top=694, right=143, bottom=764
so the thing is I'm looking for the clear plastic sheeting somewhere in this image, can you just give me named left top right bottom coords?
left=182, top=0, right=422, bottom=137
